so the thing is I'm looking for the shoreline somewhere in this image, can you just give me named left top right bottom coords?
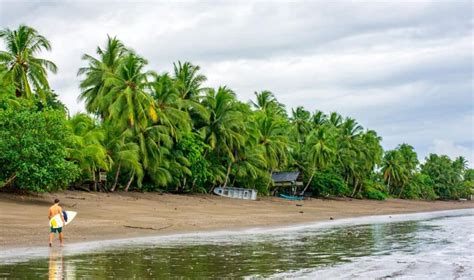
left=1, top=191, right=473, bottom=251
left=1, top=208, right=473, bottom=264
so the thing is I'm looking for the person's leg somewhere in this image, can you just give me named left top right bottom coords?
left=49, top=227, right=55, bottom=246
left=58, top=228, right=64, bottom=246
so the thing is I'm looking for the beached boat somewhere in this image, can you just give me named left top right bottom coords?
left=213, top=187, right=258, bottom=200
left=279, top=193, right=304, bottom=201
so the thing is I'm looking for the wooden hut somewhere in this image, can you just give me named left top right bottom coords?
left=271, top=171, right=303, bottom=195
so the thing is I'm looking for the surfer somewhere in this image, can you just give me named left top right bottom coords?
left=48, top=198, right=65, bottom=247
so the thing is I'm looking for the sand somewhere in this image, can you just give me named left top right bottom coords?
left=0, top=191, right=472, bottom=249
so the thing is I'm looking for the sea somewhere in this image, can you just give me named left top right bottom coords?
left=0, top=208, right=472, bottom=279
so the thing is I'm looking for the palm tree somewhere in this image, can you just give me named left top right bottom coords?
left=301, top=125, right=336, bottom=194
left=250, top=90, right=286, bottom=116
left=173, top=61, right=207, bottom=100
left=67, top=114, right=111, bottom=191
left=150, top=73, right=191, bottom=138
left=290, top=106, right=311, bottom=144
left=255, top=112, right=289, bottom=171
left=199, top=86, right=245, bottom=188
left=104, top=53, right=156, bottom=130
left=77, top=36, right=127, bottom=118
left=172, top=61, right=209, bottom=123
left=0, top=25, right=57, bottom=99
left=103, top=125, right=143, bottom=192
left=311, top=110, right=327, bottom=128
left=328, top=112, right=343, bottom=128
left=381, top=150, right=405, bottom=195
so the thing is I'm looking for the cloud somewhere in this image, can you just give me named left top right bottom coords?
left=0, top=0, right=472, bottom=164
left=429, top=139, right=474, bottom=166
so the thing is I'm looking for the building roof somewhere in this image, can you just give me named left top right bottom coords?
left=271, top=171, right=300, bottom=183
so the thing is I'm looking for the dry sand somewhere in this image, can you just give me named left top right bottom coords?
left=1, top=191, right=472, bottom=249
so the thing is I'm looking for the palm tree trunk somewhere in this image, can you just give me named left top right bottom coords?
left=300, top=172, right=315, bottom=195
left=387, top=176, right=391, bottom=195
left=268, top=169, right=275, bottom=195
left=398, top=183, right=405, bottom=198
left=2, top=173, right=17, bottom=188
left=223, top=162, right=233, bottom=188
left=92, top=170, right=97, bottom=192
left=351, top=178, right=358, bottom=197
left=111, top=163, right=121, bottom=192
left=124, top=170, right=135, bottom=192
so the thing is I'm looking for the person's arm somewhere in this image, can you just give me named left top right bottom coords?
left=48, top=208, right=52, bottom=220
left=60, top=207, right=65, bottom=226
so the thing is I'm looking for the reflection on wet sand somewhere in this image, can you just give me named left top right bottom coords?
left=48, top=248, right=75, bottom=280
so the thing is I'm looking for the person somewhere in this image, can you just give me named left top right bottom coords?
left=48, top=198, right=65, bottom=247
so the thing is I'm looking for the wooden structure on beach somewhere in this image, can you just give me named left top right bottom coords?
left=271, top=171, right=304, bottom=195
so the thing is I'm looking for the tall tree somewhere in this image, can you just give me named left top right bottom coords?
left=0, top=25, right=57, bottom=99
left=77, top=36, right=127, bottom=118
left=199, top=86, right=245, bottom=188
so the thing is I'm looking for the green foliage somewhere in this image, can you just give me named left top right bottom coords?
left=310, top=170, right=350, bottom=197
left=401, top=173, right=437, bottom=200
left=360, top=180, right=387, bottom=200
left=421, top=154, right=470, bottom=200
left=175, top=132, right=214, bottom=192
left=0, top=25, right=57, bottom=99
left=0, top=106, right=80, bottom=192
left=1, top=25, right=470, bottom=199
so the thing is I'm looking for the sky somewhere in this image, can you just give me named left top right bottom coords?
left=1, top=0, right=473, bottom=164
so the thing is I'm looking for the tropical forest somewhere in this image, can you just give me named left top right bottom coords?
left=1, top=25, right=472, bottom=200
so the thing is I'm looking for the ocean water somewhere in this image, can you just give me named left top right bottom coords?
left=0, top=209, right=472, bottom=279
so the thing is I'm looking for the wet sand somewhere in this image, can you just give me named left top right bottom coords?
left=1, top=191, right=472, bottom=249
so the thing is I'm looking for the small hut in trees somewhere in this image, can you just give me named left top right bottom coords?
left=271, top=171, right=303, bottom=195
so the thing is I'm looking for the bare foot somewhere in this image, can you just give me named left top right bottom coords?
left=60, top=243, right=64, bottom=247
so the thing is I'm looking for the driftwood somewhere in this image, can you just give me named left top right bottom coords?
left=123, top=225, right=172, bottom=231
left=65, top=196, right=86, bottom=200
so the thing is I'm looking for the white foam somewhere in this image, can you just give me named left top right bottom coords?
left=1, top=208, right=472, bottom=265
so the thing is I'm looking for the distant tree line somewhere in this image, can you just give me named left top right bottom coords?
left=1, top=25, right=472, bottom=200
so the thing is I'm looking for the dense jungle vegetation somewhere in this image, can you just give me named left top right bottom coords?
left=1, top=25, right=472, bottom=200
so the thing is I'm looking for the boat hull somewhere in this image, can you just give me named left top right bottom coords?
left=213, top=187, right=257, bottom=200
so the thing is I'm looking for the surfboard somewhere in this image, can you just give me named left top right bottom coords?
left=49, top=211, right=77, bottom=228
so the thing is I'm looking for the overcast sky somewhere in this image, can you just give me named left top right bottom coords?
left=1, top=0, right=472, bottom=164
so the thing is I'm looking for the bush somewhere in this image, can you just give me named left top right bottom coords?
left=0, top=106, right=80, bottom=192
left=310, top=170, right=350, bottom=197
left=360, top=180, right=387, bottom=200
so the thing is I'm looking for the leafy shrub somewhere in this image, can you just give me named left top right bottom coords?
left=310, top=170, right=350, bottom=197
left=360, top=180, right=387, bottom=200
left=0, top=106, right=80, bottom=192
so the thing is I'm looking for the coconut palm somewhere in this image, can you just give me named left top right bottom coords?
left=104, top=53, right=156, bottom=130
left=199, top=86, right=246, bottom=188
left=290, top=106, right=312, bottom=144
left=103, top=125, right=143, bottom=192
left=67, top=114, right=111, bottom=191
left=77, top=36, right=127, bottom=118
left=254, top=111, right=289, bottom=172
left=381, top=150, right=405, bottom=194
left=0, top=25, right=57, bottom=99
left=301, top=124, right=336, bottom=194
left=250, top=90, right=286, bottom=116
left=173, top=61, right=207, bottom=100
left=150, top=73, right=191, bottom=138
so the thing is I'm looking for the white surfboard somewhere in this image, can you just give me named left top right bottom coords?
left=50, top=211, right=77, bottom=228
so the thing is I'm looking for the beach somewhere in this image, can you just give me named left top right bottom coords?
left=1, top=191, right=473, bottom=249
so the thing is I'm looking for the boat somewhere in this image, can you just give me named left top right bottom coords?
left=279, top=193, right=304, bottom=201
left=213, top=187, right=257, bottom=200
